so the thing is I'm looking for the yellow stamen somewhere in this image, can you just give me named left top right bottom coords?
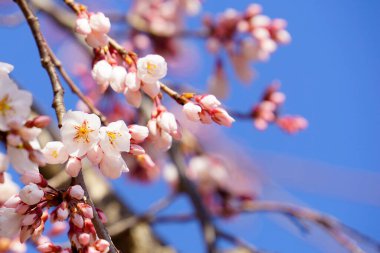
left=73, top=120, right=94, bottom=143
left=107, top=131, right=121, bottom=145
left=146, top=62, right=157, bottom=75
left=0, top=95, right=12, bottom=116
left=51, top=150, right=58, bottom=158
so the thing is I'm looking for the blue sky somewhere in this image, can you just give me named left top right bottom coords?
left=0, top=0, right=379, bottom=252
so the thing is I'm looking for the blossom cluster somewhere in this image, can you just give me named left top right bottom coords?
left=76, top=12, right=111, bottom=48
left=205, top=4, right=291, bottom=84
left=42, top=111, right=149, bottom=179
left=251, top=82, right=308, bottom=133
left=128, top=0, right=201, bottom=37
left=0, top=62, right=50, bottom=182
left=0, top=179, right=110, bottom=253
left=182, top=94, right=235, bottom=127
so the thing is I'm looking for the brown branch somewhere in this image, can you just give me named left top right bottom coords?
left=160, top=83, right=189, bottom=105
left=46, top=47, right=109, bottom=125
left=239, top=201, right=366, bottom=253
left=169, top=143, right=218, bottom=253
left=14, top=1, right=118, bottom=252
left=14, top=0, right=66, bottom=126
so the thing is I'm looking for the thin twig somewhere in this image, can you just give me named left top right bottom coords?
left=240, top=201, right=366, bottom=253
left=46, top=46, right=109, bottom=125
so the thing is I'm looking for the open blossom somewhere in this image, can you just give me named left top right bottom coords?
left=0, top=61, right=14, bottom=75
left=137, top=54, right=167, bottom=84
left=0, top=73, right=32, bottom=131
left=7, top=145, right=39, bottom=174
left=19, top=183, right=44, bottom=205
left=61, top=111, right=101, bottom=157
left=99, top=120, right=131, bottom=155
left=41, top=141, right=69, bottom=164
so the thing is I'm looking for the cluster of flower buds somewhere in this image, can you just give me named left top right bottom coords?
left=49, top=185, right=110, bottom=253
left=204, top=4, right=291, bottom=83
left=91, top=54, right=167, bottom=108
left=164, top=155, right=255, bottom=216
left=251, top=82, right=307, bottom=133
left=182, top=94, right=235, bottom=127
left=75, top=12, right=111, bottom=48
left=42, top=111, right=149, bottom=179
left=0, top=62, right=50, bottom=181
left=0, top=181, right=50, bottom=242
left=128, top=0, right=201, bottom=37
left=0, top=181, right=110, bottom=253
left=148, top=105, right=181, bottom=150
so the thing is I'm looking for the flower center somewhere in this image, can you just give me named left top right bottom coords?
left=73, top=120, right=94, bottom=143
left=0, top=95, right=12, bottom=116
left=51, top=150, right=58, bottom=158
left=107, top=131, right=121, bottom=145
left=146, top=62, right=157, bottom=75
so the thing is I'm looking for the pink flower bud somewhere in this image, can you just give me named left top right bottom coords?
left=196, top=95, right=221, bottom=110
left=19, top=183, right=44, bottom=205
left=183, top=102, right=202, bottom=121
left=86, top=32, right=109, bottom=48
left=57, top=203, right=69, bottom=221
left=22, top=213, right=37, bottom=226
left=269, top=91, right=286, bottom=105
left=129, top=125, right=149, bottom=143
left=87, top=145, right=104, bottom=165
left=124, top=89, right=142, bottom=108
left=69, top=185, right=84, bottom=200
left=30, top=115, right=51, bottom=128
left=254, top=118, right=268, bottom=130
left=211, top=108, right=235, bottom=127
left=95, top=239, right=110, bottom=252
left=65, top=157, right=82, bottom=177
left=4, top=195, right=21, bottom=208
left=129, top=144, right=145, bottom=155
left=37, top=242, right=62, bottom=253
left=77, top=203, right=93, bottom=219
left=72, top=213, right=84, bottom=228
left=79, top=233, right=91, bottom=246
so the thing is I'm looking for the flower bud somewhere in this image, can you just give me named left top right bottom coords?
left=69, top=185, right=84, bottom=200
left=183, top=102, right=202, bottom=121
left=65, top=157, right=82, bottom=177
left=19, top=183, right=44, bottom=205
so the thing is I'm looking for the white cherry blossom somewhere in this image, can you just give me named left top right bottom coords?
left=183, top=102, right=202, bottom=121
left=99, top=120, right=131, bottom=155
left=137, top=54, right=167, bottom=84
left=0, top=75, right=32, bottom=131
left=60, top=111, right=101, bottom=157
left=42, top=141, right=69, bottom=164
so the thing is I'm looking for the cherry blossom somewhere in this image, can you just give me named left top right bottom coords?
left=41, top=141, right=69, bottom=164
left=75, top=12, right=111, bottom=48
left=19, top=183, right=44, bottom=205
left=99, top=120, right=131, bottom=155
left=137, top=54, right=167, bottom=84
left=0, top=207, right=22, bottom=238
left=60, top=111, right=101, bottom=157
